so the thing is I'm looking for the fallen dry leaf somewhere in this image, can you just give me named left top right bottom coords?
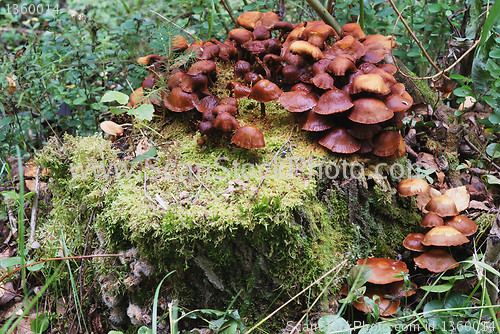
left=444, top=186, right=470, bottom=212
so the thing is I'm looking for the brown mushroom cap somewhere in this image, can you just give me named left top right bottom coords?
left=421, top=211, right=445, bottom=228
left=213, top=112, right=240, bottom=132
left=414, top=248, right=459, bottom=273
left=226, top=81, right=252, bottom=99
left=421, top=226, right=469, bottom=247
left=348, top=98, right=393, bottom=125
left=231, top=126, right=265, bottom=149
left=319, top=127, right=361, bottom=154
left=172, top=35, right=188, bottom=52
left=310, top=73, right=335, bottom=90
left=340, top=22, right=366, bottom=40
left=425, top=194, right=459, bottom=217
left=387, top=281, right=417, bottom=297
left=187, top=60, right=217, bottom=76
left=378, top=63, right=397, bottom=75
left=384, top=93, right=413, bottom=112
left=195, top=95, right=220, bottom=114
left=237, top=11, right=264, bottom=30
left=397, top=178, right=430, bottom=197
left=301, top=22, right=338, bottom=48
left=371, top=130, right=402, bottom=157
left=234, top=60, right=252, bottom=79
left=445, top=216, right=478, bottom=236
left=212, top=104, right=237, bottom=116
left=100, top=121, right=123, bottom=136
left=301, top=110, right=335, bottom=132
left=324, top=35, right=366, bottom=62
left=163, top=87, right=199, bottom=112
left=253, top=26, right=271, bottom=40
left=260, top=11, right=281, bottom=28
left=279, top=90, right=318, bottom=113
left=347, top=123, right=381, bottom=139
left=289, top=40, right=325, bottom=60
left=356, top=258, right=408, bottom=284
left=228, top=28, right=254, bottom=45
left=350, top=74, right=391, bottom=95
left=444, top=186, right=470, bottom=212
left=403, top=233, right=427, bottom=252
left=136, top=54, right=165, bottom=66
left=362, top=34, right=396, bottom=63
left=129, top=87, right=148, bottom=107
left=353, top=285, right=400, bottom=316
left=197, top=121, right=215, bottom=136
left=314, top=88, right=353, bottom=115
left=327, top=57, right=356, bottom=76
left=248, top=79, right=283, bottom=102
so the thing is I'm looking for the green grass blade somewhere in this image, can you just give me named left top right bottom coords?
left=152, top=271, right=175, bottom=334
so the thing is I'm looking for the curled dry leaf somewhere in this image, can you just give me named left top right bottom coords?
left=444, top=185, right=469, bottom=212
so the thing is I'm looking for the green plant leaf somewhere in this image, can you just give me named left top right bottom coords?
left=483, top=174, right=500, bottom=185
left=30, top=313, right=49, bottom=333
left=318, top=315, right=351, bottom=333
left=477, top=0, right=500, bottom=52
left=128, top=104, right=154, bottom=121
left=490, top=49, right=500, bottom=59
left=486, top=143, right=500, bottom=158
left=132, top=146, right=157, bottom=165
left=423, top=299, right=445, bottom=328
left=420, top=281, right=454, bottom=293
left=73, top=96, right=87, bottom=105
left=471, top=57, right=491, bottom=94
left=0, top=257, right=22, bottom=268
left=101, top=91, right=129, bottom=105
left=107, top=331, right=125, bottom=334
left=26, top=260, right=45, bottom=272
left=109, top=106, right=128, bottom=115
left=1, top=190, right=19, bottom=201
left=444, top=291, right=470, bottom=309
left=453, top=86, right=473, bottom=97
left=347, top=264, right=371, bottom=289
left=0, top=117, right=13, bottom=127
left=358, top=325, right=392, bottom=334
left=137, top=327, right=152, bottom=334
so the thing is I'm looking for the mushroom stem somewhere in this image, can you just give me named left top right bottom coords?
left=304, top=0, right=341, bottom=34
left=260, top=102, right=266, bottom=117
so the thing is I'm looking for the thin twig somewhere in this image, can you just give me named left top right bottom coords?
left=387, top=0, right=447, bottom=79
left=190, top=167, right=216, bottom=198
left=251, top=126, right=295, bottom=200
left=219, top=0, right=238, bottom=27
left=149, top=10, right=200, bottom=41
left=29, top=166, right=40, bottom=249
left=463, top=135, right=500, bottom=171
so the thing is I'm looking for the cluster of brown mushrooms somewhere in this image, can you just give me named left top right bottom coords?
left=348, top=258, right=415, bottom=316
left=119, top=10, right=413, bottom=153
left=398, top=178, right=476, bottom=273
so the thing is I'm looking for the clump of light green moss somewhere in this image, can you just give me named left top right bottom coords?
left=35, top=64, right=423, bottom=326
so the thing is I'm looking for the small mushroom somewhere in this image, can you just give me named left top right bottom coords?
left=371, top=130, right=402, bottom=157
left=350, top=73, right=391, bottom=95
left=397, top=178, right=430, bottom=197
left=213, top=112, right=240, bottom=132
left=420, top=211, right=444, bottom=228
left=313, top=88, right=353, bottom=115
left=414, top=248, right=459, bottom=273
left=348, top=98, right=393, bottom=124
left=356, top=258, right=409, bottom=284
left=248, top=79, right=283, bottom=117
left=231, top=126, right=265, bottom=149
left=424, top=195, right=459, bottom=217
left=445, top=216, right=478, bottom=236
left=319, top=127, right=361, bottom=154
left=403, top=233, right=427, bottom=252
left=100, top=121, right=123, bottom=142
left=421, top=226, right=469, bottom=247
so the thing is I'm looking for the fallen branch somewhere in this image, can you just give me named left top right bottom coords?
left=28, top=166, right=40, bottom=249
left=463, top=135, right=500, bottom=172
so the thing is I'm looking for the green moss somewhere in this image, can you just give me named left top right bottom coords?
left=35, top=66, right=426, bottom=327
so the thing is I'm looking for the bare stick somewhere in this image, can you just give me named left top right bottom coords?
left=387, top=0, right=446, bottom=79
left=190, top=167, right=216, bottom=198
left=219, top=0, right=238, bottom=27
left=251, top=126, right=295, bottom=200
left=150, top=10, right=200, bottom=41
left=463, top=135, right=500, bottom=171
left=29, top=166, right=41, bottom=249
